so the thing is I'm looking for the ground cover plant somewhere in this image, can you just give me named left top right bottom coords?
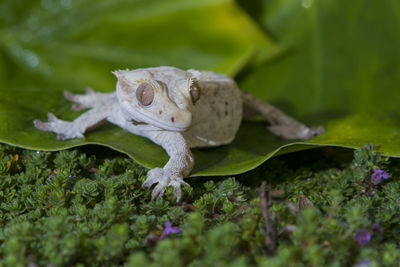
left=0, top=144, right=398, bottom=266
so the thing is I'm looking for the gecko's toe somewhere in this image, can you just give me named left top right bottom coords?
left=151, top=182, right=167, bottom=200
left=64, top=90, right=89, bottom=110
left=173, top=187, right=182, bottom=202
left=145, top=168, right=167, bottom=199
left=170, top=177, right=190, bottom=203
left=267, top=124, right=324, bottom=140
left=143, top=168, right=164, bottom=188
left=310, top=125, right=325, bottom=136
left=63, top=90, right=76, bottom=101
left=33, top=119, right=55, bottom=132
left=57, top=133, right=66, bottom=140
left=85, top=87, right=94, bottom=94
left=301, top=125, right=325, bottom=139
left=33, top=119, right=47, bottom=130
left=47, top=112, right=58, bottom=122
left=143, top=168, right=190, bottom=202
left=171, top=182, right=184, bottom=202
left=71, top=104, right=82, bottom=111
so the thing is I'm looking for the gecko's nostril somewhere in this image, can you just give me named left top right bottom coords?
left=170, top=111, right=191, bottom=130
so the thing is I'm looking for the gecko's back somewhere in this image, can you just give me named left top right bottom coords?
left=184, top=71, right=243, bottom=148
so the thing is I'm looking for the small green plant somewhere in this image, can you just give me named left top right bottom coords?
left=0, top=144, right=398, bottom=266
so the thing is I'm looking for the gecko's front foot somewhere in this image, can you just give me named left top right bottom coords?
left=142, top=168, right=190, bottom=202
left=33, top=112, right=84, bottom=140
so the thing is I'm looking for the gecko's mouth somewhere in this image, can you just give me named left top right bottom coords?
left=131, top=108, right=191, bottom=132
left=131, top=119, right=148, bottom=126
left=121, top=98, right=192, bottom=132
left=131, top=117, right=190, bottom=132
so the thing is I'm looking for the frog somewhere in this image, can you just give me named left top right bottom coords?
left=34, top=66, right=323, bottom=201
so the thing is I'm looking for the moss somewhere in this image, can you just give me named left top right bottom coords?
left=0, top=144, right=398, bottom=266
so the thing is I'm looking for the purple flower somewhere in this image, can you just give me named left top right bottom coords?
left=356, top=259, right=370, bottom=267
left=364, top=144, right=371, bottom=149
left=160, top=221, right=181, bottom=239
left=373, top=223, right=384, bottom=233
left=371, top=169, right=389, bottom=184
left=354, top=229, right=371, bottom=245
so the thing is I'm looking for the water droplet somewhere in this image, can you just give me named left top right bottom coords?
left=302, top=0, right=313, bottom=8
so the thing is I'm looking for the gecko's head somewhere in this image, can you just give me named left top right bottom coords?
left=113, top=70, right=193, bottom=131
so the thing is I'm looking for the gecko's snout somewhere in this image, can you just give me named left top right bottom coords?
left=171, top=110, right=192, bottom=131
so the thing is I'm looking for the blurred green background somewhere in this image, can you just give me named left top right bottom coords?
left=0, top=0, right=399, bottom=175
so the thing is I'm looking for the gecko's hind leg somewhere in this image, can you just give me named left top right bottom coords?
left=241, top=90, right=324, bottom=140
left=266, top=124, right=324, bottom=140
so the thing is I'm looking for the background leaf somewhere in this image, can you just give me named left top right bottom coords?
left=0, top=0, right=399, bottom=176
left=235, top=0, right=400, bottom=162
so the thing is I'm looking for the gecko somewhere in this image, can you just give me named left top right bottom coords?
left=34, top=66, right=323, bottom=201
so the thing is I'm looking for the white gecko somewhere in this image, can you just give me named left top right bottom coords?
left=34, top=66, right=323, bottom=201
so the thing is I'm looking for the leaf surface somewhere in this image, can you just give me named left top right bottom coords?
left=232, top=0, right=400, bottom=173
left=0, top=0, right=279, bottom=174
left=1, top=0, right=399, bottom=176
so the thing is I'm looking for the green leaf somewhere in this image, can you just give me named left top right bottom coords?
left=233, top=0, right=400, bottom=168
left=1, top=0, right=400, bottom=177
left=0, top=0, right=281, bottom=175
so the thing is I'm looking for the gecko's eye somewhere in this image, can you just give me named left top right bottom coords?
left=136, top=82, right=154, bottom=106
left=190, top=82, right=200, bottom=104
